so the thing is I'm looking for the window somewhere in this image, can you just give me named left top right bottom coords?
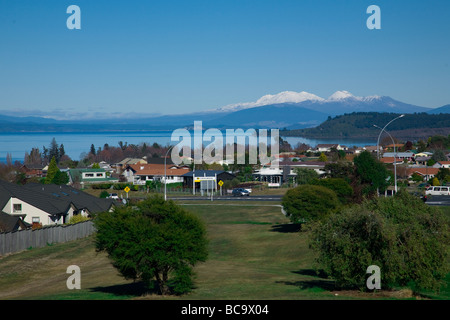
left=32, top=217, right=40, bottom=223
left=13, top=204, right=22, bottom=212
left=96, top=173, right=104, bottom=177
left=85, top=173, right=94, bottom=177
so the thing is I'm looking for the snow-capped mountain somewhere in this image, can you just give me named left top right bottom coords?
left=211, top=90, right=430, bottom=116
left=213, top=91, right=325, bottom=113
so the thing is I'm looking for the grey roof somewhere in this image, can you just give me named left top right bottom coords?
left=0, top=180, right=71, bottom=216
left=0, top=180, right=114, bottom=217
left=22, top=183, right=114, bottom=214
left=0, top=211, right=31, bottom=233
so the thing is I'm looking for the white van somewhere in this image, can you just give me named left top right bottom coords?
left=425, top=186, right=450, bottom=196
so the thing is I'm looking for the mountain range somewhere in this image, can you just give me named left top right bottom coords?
left=0, top=91, right=448, bottom=132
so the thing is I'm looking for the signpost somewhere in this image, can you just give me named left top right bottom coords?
left=218, top=180, right=224, bottom=196
left=124, top=186, right=130, bottom=199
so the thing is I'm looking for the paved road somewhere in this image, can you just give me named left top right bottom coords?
left=168, top=195, right=283, bottom=202
left=425, top=195, right=450, bottom=207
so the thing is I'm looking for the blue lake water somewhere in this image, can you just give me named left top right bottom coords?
left=0, top=131, right=376, bottom=163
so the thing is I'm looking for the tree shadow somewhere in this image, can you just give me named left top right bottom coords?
left=90, top=281, right=157, bottom=297
left=275, top=268, right=336, bottom=292
left=270, top=223, right=301, bottom=233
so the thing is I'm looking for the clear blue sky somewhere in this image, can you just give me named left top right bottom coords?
left=0, top=0, right=449, bottom=118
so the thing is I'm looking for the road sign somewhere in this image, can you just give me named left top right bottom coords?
left=218, top=180, right=224, bottom=187
left=124, top=186, right=130, bottom=193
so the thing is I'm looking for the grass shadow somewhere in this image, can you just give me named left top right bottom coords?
left=90, top=281, right=156, bottom=298
left=270, top=223, right=301, bottom=233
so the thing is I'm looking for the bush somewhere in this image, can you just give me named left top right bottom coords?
left=281, top=185, right=340, bottom=224
left=310, top=190, right=450, bottom=292
left=99, top=190, right=109, bottom=198
left=92, top=183, right=113, bottom=190
left=68, top=215, right=90, bottom=224
left=310, top=178, right=354, bottom=204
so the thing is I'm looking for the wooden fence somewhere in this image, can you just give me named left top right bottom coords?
left=0, top=221, right=95, bottom=257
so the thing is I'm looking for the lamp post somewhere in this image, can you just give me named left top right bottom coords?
left=164, top=145, right=175, bottom=201
left=376, top=114, right=404, bottom=160
left=374, top=125, right=399, bottom=194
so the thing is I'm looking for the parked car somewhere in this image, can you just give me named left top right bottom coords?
left=417, top=183, right=430, bottom=189
left=108, top=193, right=120, bottom=200
left=425, top=186, right=450, bottom=196
left=232, top=188, right=250, bottom=196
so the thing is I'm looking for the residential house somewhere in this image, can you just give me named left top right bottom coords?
left=115, top=158, right=148, bottom=173
left=123, top=164, right=189, bottom=185
left=19, top=164, right=44, bottom=178
left=315, top=144, right=343, bottom=152
left=68, top=168, right=119, bottom=186
left=382, top=151, right=415, bottom=162
left=380, top=157, right=404, bottom=165
left=415, top=152, right=433, bottom=158
left=433, top=161, right=450, bottom=169
left=414, top=156, right=431, bottom=166
left=0, top=180, right=115, bottom=227
left=405, top=167, right=440, bottom=182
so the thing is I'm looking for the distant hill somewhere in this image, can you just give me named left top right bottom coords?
left=427, top=104, right=450, bottom=114
left=0, top=90, right=445, bottom=132
left=281, top=112, right=450, bottom=140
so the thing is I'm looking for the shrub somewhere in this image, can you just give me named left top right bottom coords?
left=310, top=178, right=354, bottom=204
left=310, top=190, right=450, bottom=292
left=281, top=185, right=340, bottom=224
left=99, top=190, right=109, bottom=198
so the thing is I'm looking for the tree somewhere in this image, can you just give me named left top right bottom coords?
left=94, top=195, right=208, bottom=295
left=49, top=138, right=60, bottom=163
left=52, top=170, right=69, bottom=185
left=281, top=185, right=340, bottom=225
left=431, top=177, right=440, bottom=186
left=44, top=156, right=59, bottom=184
left=294, top=168, right=319, bottom=185
left=310, top=191, right=450, bottom=291
left=353, top=151, right=390, bottom=195
left=432, top=149, right=447, bottom=162
left=90, top=144, right=96, bottom=156
left=436, top=168, right=450, bottom=184
left=310, top=178, right=354, bottom=204
left=318, top=152, right=328, bottom=162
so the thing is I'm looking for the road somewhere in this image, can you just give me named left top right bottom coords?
left=425, top=195, right=450, bottom=207
left=168, top=195, right=283, bottom=202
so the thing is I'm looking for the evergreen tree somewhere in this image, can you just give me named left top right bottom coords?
left=45, top=156, right=59, bottom=184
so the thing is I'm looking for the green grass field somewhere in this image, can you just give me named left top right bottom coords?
left=0, top=201, right=448, bottom=300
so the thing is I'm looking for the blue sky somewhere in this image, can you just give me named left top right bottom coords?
left=0, top=0, right=449, bottom=118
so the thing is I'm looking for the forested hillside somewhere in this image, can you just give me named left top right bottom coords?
left=281, top=112, right=450, bottom=140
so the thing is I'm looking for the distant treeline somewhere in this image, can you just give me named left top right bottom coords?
left=281, top=112, right=450, bottom=140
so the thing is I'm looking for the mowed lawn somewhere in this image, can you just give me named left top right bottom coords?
left=0, top=201, right=448, bottom=300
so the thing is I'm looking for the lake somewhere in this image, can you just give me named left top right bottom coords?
left=0, top=131, right=376, bottom=163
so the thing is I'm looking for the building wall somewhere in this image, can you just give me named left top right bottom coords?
left=2, top=198, right=64, bottom=226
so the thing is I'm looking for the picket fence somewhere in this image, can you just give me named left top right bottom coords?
left=0, top=221, right=95, bottom=256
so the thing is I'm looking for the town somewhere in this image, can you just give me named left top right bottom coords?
left=0, top=134, right=449, bottom=231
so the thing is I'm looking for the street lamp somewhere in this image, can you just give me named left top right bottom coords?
left=374, top=125, right=398, bottom=194
left=164, top=145, right=175, bottom=201
left=376, top=114, right=404, bottom=160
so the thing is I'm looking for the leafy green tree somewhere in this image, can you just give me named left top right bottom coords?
left=432, top=149, right=448, bottom=162
left=282, top=185, right=340, bottom=224
left=436, top=168, right=450, bottom=184
left=432, top=177, right=440, bottom=186
left=92, top=162, right=100, bottom=169
left=310, top=178, right=354, bottom=204
left=323, top=161, right=355, bottom=181
left=294, top=168, right=319, bottom=185
left=52, top=170, right=69, bottom=185
left=94, top=195, right=208, bottom=295
left=353, top=151, right=390, bottom=195
left=318, top=152, right=328, bottom=162
left=310, top=191, right=450, bottom=291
